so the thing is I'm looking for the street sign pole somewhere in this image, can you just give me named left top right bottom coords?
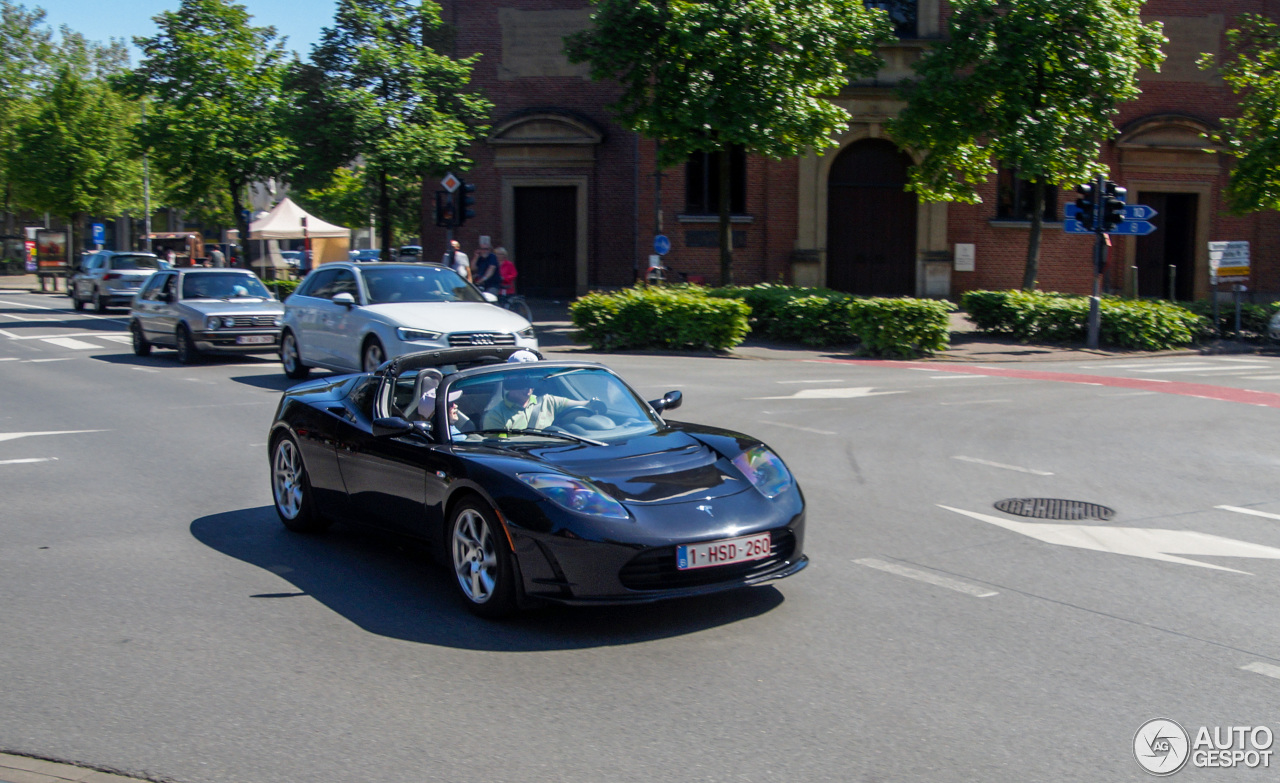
left=1086, top=174, right=1106, bottom=350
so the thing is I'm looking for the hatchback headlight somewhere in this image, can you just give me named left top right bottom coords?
left=396, top=327, right=442, bottom=342
left=273, top=316, right=283, bottom=327
left=222, top=316, right=236, bottom=328
left=732, top=446, right=793, bottom=499
left=205, top=316, right=220, bottom=330
left=518, top=473, right=630, bottom=520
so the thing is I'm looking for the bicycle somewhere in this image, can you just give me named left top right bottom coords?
left=497, top=292, right=533, bottom=323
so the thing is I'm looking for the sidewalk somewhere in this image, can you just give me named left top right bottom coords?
left=0, top=752, right=152, bottom=783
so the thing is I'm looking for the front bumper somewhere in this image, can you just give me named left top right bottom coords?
left=194, top=329, right=281, bottom=353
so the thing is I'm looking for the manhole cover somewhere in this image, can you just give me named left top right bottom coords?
left=994, top=498, right=1115, bottom=521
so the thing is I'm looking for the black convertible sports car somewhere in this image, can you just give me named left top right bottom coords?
left=267, top=346, right=807, bottom=615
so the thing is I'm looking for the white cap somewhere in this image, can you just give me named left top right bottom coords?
left=418, top=387, right=462, bottom=419
left=507, top=349, right=539, bottom=363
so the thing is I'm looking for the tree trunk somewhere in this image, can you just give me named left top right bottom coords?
left=1022, top=180, right=1046, bottom=291
left=378, top=168, right=393, bottom=258
left=718, top=143, right=733, bottom=286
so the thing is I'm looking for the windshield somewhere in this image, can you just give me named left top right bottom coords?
left=110, top=255, right=162, bottom=270
left=362, top=266, right=484, bottom=305
left=443, top=365, right=661, bottom=444
left=182, top=272, right=272, bottom=300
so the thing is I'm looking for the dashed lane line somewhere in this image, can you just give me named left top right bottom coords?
left=952, top=455, right=1053, bottom=475
left=757, top=420, right=837, bottom=436
left=854, top=558, right=999, bottom=598
left=0, top=457, right=57, bottom=465
left=0, top=430, right=107, bottom=443
left=1241, top=662, right=1280, bottom=681
left=1217, top=505, right=1280, bottom=522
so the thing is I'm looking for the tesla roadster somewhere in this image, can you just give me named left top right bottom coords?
left=267, top=347, right=807, bottom=616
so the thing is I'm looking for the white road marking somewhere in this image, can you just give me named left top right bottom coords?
left=854, top=558, right=998, bottom=598
left=757, top=420, right=837, bottom=436
left=0, top=457, right=57, bottom=465
left=1137, top=365, right=1264, bottom=374
left=776, top=379, right=846, bottom=384
left=952, top=456, right=1053, bottom=475
left=131, top=367, right=160, bottom=373
left=167, top=401, right=272, bottom=410
left=752, top=387, right=905, bottom=400
left=1241, top=662, right=1280, bottom=680
left=1217, top=505, right=1280, bottom=522
left=41, top=337, right=99, bottom=350
left=1078, top=362, right=1219, bottom=370
left=12, top=331, right=125, bottom=340
left=0, top=357, right=16, bottom=362
left=1244, top=375, right=1280, bottom=381
left=939, top=399, right=1013, bottom=406
left=0, top=298, right=59, bottom=310
left=939, top=505, right=1280, bottom=574
left=97, top=334, right=132, bottom=344
left=1192, top=369, right=1269, bottom=376
left=0, top=328, right=17, bottom=338
left=25, top=357, right=74, bottom=363
left=0, top=312, right=32, bottom=321
left=0, top=430, right=107, bottom=443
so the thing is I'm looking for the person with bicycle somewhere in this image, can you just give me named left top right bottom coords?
left=472, top=240, right=500, bottom=296
left=497, top=247, right=517, bottom=297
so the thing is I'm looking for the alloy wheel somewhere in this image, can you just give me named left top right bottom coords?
left=451, top=508, right=498, bottom=604
left=362, top=340, right=385, bottom=372
left=272, top=438, right=304, bottom=520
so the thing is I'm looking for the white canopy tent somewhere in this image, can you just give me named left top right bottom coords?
left=248, top=197, right=351, bottom=273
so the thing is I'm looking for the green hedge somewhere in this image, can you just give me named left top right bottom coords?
left=570, top=285, right=751, bottom=351
left=960, top=290, right=1205, bottom=350
left=1184, top=299, right=1277, bottom=340
left=848, top=297, right=956, bottom=358
left=268, top=278, right=300, bottom=299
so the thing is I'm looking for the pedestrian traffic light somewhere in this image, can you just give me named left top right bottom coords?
left=1075, top=183, right=1097, bottom=231
left=456, top=179, right=476, bottom=227
left=434, top=190, right=455, bottom=228
left=1102, top=181, right=1127, bottom=232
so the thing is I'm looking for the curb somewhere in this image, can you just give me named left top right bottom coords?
left=0, top=753, right=159, bottom=783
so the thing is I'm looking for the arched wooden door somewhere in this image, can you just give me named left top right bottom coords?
left=826, top=139, right=917, bottom=296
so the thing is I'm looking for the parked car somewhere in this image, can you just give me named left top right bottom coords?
left=349, top=249, right=382, bottom=262
left=130, top=268, right=284, bottom=364
left=396, top=245, right=423, bottom=262
left=267, top=347, right=807, bottom=615
left=69, top=251, right=168, bottom=312
left=279, top=261, right=537, bottom=379
left=280, top=250, right=303, bottom=269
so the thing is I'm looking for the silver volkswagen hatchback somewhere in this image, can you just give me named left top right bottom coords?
left=129, top=268, right=284, bottom=364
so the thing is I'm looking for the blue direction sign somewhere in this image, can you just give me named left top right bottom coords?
left=1063, top=202, right=1157, bottom=235
left=1107, top=219, right=1157, bottom=236
left=1122, top=204, right=1158, bottom=221
left=653, top=234, right=671, bottom=255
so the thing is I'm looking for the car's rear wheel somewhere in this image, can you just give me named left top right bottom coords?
left=175, top=325, right=200, bottom=364
left=448, top=498, right=517, bottom=617
left=130, top=321, right=151, bottom=357
left=92, top=288, right=107, bottom=313
left=271, top=434, right=330, bottom=533
left=72, top=286, right=84, bottom=311
left=281, top=330, right=310, bottom=379
left=361, top=337, right=385, bottom=373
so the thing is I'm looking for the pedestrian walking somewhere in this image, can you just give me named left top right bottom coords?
left=209, top=246, right=226, bottom=268
left=443, top=239, right=470, bottom=282
left=497, top=247, right=518, bottom=296
left=472, top=240, right=500, bottom=295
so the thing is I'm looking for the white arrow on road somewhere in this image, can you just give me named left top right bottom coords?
left=0, top=430, right=107, bottom=443
left=939, top=505, right=1280, bottom=574
left=752, top=387, right=905, bottom=400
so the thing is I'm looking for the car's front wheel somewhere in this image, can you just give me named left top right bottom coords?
left=448, top=498, right=517, bottom=617
left=175, top=325, right=200, bottom=364
left=281, top=330, right=310, bottom=379
left=361, top=337, right=386, bottom=373
left=270, top=434, right=330, bottom=533
left=130, top=321, right=151, bottom=357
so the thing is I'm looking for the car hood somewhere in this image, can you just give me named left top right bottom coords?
left=363, top=301, right=530, bottom=331
left=498, top=428, right=753, bottom=506
left=181, top=299, right=285, bottom=315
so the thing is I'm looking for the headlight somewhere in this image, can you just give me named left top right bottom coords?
left=396, top=327, right=442, bottom=342
left=222, top=316, right=236, bottom=328
left=273, top=316, right=283, bottom=327
left=205, top=316, right=220, bottom=330
left=732, top=446, right=793, bottom=499
left=518, top=473, right=630, bottom=520
left=517, top=327, right=535, bottom=340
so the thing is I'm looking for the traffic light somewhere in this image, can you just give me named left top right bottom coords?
left=456, top=179, right=476, bottom=227
left=1075, top=183, right=1097, bottom=231
left=1102, top=181, right=1127, bottom=232
left=434, top=190, right=455, bottom=228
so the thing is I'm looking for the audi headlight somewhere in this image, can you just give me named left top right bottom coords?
left=396, top=327, right=442, bottom=342
left=732, top=446, right=793, bottom=499
left=517, top=327, right=535, bottom=340
left=205, top=316, right=220, bottom=330
left=518, top=473, right=630, bottom=520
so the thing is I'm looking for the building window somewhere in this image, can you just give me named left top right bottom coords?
left=996, top=168, right=1058, bottom=222
left=685, top=146, right=746, bottom=216
left=865, top=0, right=918, bottom=38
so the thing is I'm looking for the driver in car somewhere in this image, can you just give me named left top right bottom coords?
left=482, top=376, right=606, bottom=432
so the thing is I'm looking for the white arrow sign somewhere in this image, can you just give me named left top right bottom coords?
left=0, top=429, right=106, bottom=443
left=752, top=387, right=905, bottom=400
left=939, top=505, right=1280, bottom=574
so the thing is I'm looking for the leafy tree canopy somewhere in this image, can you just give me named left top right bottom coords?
left=1200, top=14, right=1280, bottom=214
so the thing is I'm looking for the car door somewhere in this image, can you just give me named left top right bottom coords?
left=132, top=272, right=168, bottom=341
left=330, top=376, right=439, bottom=535
left=289, top=268, right=337, bottom=366
left=75, top=254, right=101, bottom=300
left=153, top=273, right=182, bottom=343
left=314, top=268, right=363, bottom=370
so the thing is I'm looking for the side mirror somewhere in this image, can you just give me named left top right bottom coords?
left=482, top=292, right=498, bottom=303
left=332, top=292, right=357, bottom=307
left=648, top=390, right=683, bottom=413
left=372, top=416, right=414, bottom=438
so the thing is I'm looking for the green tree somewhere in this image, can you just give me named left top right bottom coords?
left=9, top=66, right=143, bottom=254
left=0, top=1, right=53, bottom=234
left=888, top=0, right=1164, bottom=291
left=566, top=0, right=893, bottom=285
left=294, top=0, right=492, bottom=253
left=120, top=0, right=293, bottom=259
left=1199, top=14, right=1280, bottom=214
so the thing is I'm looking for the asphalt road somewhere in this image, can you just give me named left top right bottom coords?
left=2, top=286, right=1278, bottom=782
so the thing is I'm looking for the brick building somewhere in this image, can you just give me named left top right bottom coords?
left=433, top=0, right=1280, bottom=302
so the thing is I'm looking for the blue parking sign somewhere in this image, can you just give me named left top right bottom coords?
left=91, top=223, right=105, bottom=245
